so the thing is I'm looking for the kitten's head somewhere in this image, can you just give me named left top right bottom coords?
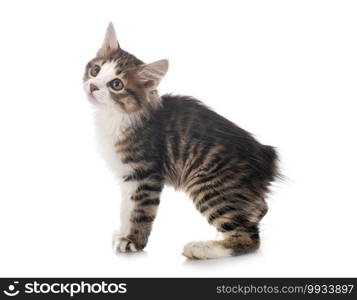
left=83, top=23, right=168, bottom=114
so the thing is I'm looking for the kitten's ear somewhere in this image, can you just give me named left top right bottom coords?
left=135, top=59, right=169, bottom=90
left=97, top=22, right=120, bottom=57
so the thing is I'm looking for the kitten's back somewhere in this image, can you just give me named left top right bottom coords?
left=157, top=94, right=278, bottom=186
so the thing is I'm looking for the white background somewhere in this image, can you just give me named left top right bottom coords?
left=0, top=0, right=356, bottom=277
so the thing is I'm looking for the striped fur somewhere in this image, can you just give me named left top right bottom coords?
left=83, top=23, right=278, bottom=259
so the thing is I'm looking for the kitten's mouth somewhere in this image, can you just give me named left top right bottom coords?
left=84, top=83, right=100, bottom=102
left=89, top=92, right=97, bottom=99
left=86, top=92, right=101, bottom=105
left=87, top=92, right=96, bottom=100
left=88, top=91, right=108, bottom=105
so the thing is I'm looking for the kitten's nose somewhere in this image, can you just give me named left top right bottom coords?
left=90, top=83, right=99, bottom=93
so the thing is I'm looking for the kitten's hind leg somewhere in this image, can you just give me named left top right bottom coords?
left=182, top=226, right=260, bottom=259
left=183, top=183, right=267, bottom=259
left=183, top=240, right=231, bottom=260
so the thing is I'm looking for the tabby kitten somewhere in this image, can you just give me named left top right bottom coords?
left=83, top=23, right=278, bottom=260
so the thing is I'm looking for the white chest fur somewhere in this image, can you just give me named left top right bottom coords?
left=94, top=106, right=133, bottom=178
left=94, top=106, right=139, bottom=239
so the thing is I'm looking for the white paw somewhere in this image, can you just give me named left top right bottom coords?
left=182, top=241, right=211, bottom=259
left=112, top=232, right=138, bottom=253
left=182, top=241, right=231, bottom=260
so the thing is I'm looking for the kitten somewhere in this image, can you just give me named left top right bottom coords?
left=83, top=23, right=278, bottom=259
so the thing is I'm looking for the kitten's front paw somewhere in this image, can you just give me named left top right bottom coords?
left=113, top=236, right=138, bottom=253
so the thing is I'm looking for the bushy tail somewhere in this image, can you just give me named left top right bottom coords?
left=261, top=145, right=280, bottom=181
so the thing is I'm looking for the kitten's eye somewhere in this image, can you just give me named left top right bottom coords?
left=109, top=79, right=123, bottom=91
left=90, top=65, right=101, bottom=77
